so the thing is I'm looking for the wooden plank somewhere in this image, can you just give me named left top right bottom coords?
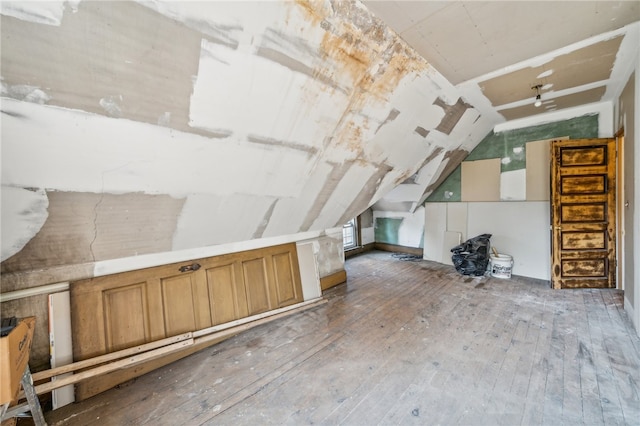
left=32, top=333, right=193, bottom=382
left=31, top=340, right=194, bottom=396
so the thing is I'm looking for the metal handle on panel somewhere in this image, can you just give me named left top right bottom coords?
left=179, top=263, right=201, bottom=273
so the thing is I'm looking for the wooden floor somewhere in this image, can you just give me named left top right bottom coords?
left=47, top=251, right=640, bottom=425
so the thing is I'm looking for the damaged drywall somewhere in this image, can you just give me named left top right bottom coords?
left=1, top=0, right=494, bottom=287
left=1, top=187, right=49, bottom=261
left=1, top=191, right=185, bottom=274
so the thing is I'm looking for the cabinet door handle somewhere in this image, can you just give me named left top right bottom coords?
left=179, top=263, right=201, bottom=273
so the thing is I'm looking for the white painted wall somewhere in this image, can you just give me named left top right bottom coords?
left=425, top=202, right=551, bottom=281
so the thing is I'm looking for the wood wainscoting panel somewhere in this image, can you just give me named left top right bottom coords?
left=71, top=243, right=304, bottom=400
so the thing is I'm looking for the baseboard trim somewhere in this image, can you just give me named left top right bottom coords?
left=344, top=243, right=375, bottom=259
left=374, top=243, right=423, bottom=257
left=320, top=269, right=347, bottom=291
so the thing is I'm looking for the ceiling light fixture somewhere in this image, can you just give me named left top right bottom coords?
left=531, top=84, right=543, bottom=107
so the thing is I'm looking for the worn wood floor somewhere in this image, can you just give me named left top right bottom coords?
left=47, top=251, right=640, bottom=425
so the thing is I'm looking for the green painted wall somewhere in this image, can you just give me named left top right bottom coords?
left=426, top=114, right=599, bottom=202
left=374, top=217, right=403, bottom=245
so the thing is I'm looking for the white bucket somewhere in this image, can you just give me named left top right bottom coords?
left=490, top=254, right=513, bottom=279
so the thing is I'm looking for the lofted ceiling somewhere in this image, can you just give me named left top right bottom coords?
left=1, top=1, right=639, bottom=278
left=363, top=1, right=640, bottom=121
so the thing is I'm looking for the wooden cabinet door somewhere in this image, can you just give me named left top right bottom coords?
left=551, top=138, right=616, bottom=289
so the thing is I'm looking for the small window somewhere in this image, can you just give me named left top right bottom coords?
left=343, top=218, right=358, bottom=250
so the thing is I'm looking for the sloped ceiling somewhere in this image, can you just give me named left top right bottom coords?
left=364, top=1, right=640, bottom=210
left=364, top=1, right=640, bottom=118
left=1, top=0, right=494, bottom=276
left=3, top=1, right=638, bottom=279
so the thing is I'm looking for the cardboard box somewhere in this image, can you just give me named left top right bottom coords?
left=0, top=317, right=36, bottom=404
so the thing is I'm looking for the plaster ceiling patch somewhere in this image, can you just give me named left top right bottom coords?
left=433, top=97, right=473, bottom=135
left=1, top=99, right=313, bottom=198
left=1, top=186, right=49, bottom=262
left=499, top=86, right=606, bottom=121
left=479, top=36, right=622, bottom=107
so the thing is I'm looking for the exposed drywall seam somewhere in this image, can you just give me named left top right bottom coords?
left=252, top=199, right=279, bottom=239
left=337, top=163, right=393, bottom=226
left=414, top=126, right=430, bottom=138
left=434, top=97, right=473, bottom=135
left=299, top=161, right=353, bottom=232
left=247, top=135, right=319, bottom=155
left=424, top=148, right=470, bottom=194
left=375, top=108, right=400, bottom=133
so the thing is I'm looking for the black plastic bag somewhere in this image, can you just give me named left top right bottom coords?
left=451, top=234, right=492, bottom=276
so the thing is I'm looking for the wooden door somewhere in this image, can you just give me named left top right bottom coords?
left=71, top=243, right=304, bottom=400
left=551, top=138, right=616, bottom=289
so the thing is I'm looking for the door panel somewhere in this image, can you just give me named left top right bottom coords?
left=551, top=138, right=616, bottom=289
left=103, top=283, right=148, bottom=351
left=242, top=258, right=271, bottom=315
left=207, top=263, right=243, bottom=325
left=272, top=251, right=298, bottom=305
left=161, top=274, right=197, bottom=336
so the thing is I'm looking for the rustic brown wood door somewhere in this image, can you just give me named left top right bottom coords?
left=551, top=138, right=616, bottom=289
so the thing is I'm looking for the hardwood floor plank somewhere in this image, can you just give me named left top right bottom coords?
left=44, top=251, right=640, bottom=426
